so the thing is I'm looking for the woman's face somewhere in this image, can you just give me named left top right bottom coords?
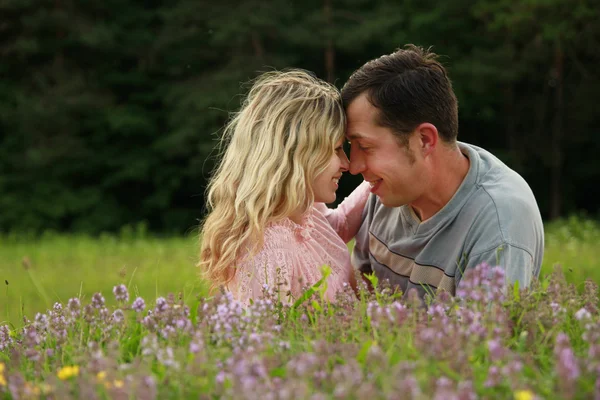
left=312, top=139, right=350, bottom=203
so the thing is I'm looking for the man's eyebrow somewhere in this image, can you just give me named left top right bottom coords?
left=346, top=133, right=366, bottom=140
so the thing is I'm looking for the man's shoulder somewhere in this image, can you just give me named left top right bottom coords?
left=461, top=147, right=543, bottom=251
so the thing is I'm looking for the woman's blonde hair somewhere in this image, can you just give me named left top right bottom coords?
left=198, top=69, right=346, bottom=292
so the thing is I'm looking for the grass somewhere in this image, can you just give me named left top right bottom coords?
left=0, top=216, right=598, bottom=398
left=542, top=215, right=600, bottom=286
left=1, top=216, right=599, bottom=328
left=0, top=231, right=204, bottom=328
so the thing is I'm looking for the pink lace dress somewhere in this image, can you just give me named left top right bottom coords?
left=228, top=181, right=371, bottom=305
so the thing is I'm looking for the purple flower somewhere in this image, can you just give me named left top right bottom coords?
left=91, top=293, right=105, bottom=309
left=155, top=297, right=168, bottom=313
left=433, top=377, right=454, bottom=400
left=142, top=315, right=156, bottom=330
left=113, top=284, right=129, bottom=302
left=112, top=309, right=125, bottom=324
left=555, top=333, right=580, bottom=382
left=33, top=313, right=49, bottom=330
left=575, top=307, right=592, bottom=321
left=67, top=298, right=81, bottom=318
left=487, top=339, right=506, bottom=362
left=484, top=365, right=502, bottom=388
left=132, top=297, right=146, bottom=313
left=216, top=370, right=227, bottom=384
left=189, top=341, right=202, bottom=353
left=0, top=324, right=13, bottom=350
left=457, top=381, right=476, bottom=400
left=157, top=347, right=180, bottom=369
left=550, top=302, right=565, bottom=316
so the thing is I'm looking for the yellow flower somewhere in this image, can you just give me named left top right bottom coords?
left=57, top=365, right=80, bottom=380
left=0, top=362, right=5, bottom=373
left=0, top=374, right=6, bottom=387
left=96, top=371, right=107, bottom=381
left=514, top=389, right=535, bottom=400
left=114, top=380, right=124, bottom=388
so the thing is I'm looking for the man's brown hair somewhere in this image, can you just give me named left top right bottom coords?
left=342, top=45, right=459, bottom=146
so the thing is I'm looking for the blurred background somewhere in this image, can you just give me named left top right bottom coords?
left=1, top=0, right=599, bottom=236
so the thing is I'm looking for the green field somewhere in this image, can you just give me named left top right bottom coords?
left=1, top=216, right=599, bottom=328
left=1, top=217, right=599, bottom=398
left=0, top=231, right=205, bottom=328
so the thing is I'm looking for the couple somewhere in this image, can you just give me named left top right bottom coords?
left=199, top=45, right=545, bottom=304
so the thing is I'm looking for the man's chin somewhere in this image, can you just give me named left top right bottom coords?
left=378, top=196, right=404, bottom=208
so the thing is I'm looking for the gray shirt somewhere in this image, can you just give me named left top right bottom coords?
left=352, top=142, right=544, bottom=298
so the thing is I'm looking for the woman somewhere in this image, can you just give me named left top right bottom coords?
left=199, top=70, right=370, bottom=305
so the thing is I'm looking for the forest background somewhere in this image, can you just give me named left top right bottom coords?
left=1, top=0, right=599, bottom=235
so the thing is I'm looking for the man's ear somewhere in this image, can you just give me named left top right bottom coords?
left=416, top=123, right=438, bottom=157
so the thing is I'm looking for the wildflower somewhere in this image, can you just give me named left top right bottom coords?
left=67, top=298, right=81, bottom=318
left=114, top=380, right=124, bottom=388
left=487, top=339, right=506, bottom=362
left=575, top=307, right=592, bottom=321
left=555, top=333, right=580, bottom=381
left=190, top=341, right=202, bottom=354
left=155, top=297, right=168, bottom=313
left=141, top=376, right=156, bottom=391
left=157, top=347, right=180, bottom=369
left=57, top=365, right=80, bottom=380
left=484, top=365, right=502, bottom=388
left=91, top=293, right=105, bottom=309
left=550, top=302, right=562, bottom=316
left=113, top=284, right=129, bottom=302
left=433, top=376, right=455, bottom=400
left=279, top=341, right=291, bottom=350
left=132, top=297, right=146, bottom=312
left=112, top=309, right=125, bottom=324
left=96, top=371, right=107, bottom=381
left=514, top=389, right=534, bottom=400
left=0, top=325, right=13, bottom=350
left=34, top=313, right=49, bottom=330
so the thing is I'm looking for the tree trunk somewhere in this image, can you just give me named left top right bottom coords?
left=503, top=84, right=522, bottom=171
left=54, top=0, right=64, bottom=70
left=324, top=0, right=335, bottom=83
left=251, top=31, right=265, bottom=62
left=550, top=40, right=564, bottom=219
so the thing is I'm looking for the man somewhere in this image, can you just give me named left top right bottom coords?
left=342, top=45, right=544, bottom=298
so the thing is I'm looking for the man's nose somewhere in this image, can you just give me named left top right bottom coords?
left=349, top=146, right=365, bottom=175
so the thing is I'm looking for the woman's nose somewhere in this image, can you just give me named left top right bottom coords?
left=340, top=150, right=350, bottom=172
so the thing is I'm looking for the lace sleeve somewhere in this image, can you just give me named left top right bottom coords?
left=233, top=237, right=300, bottom=305
left=314, top=180, right=371, bottom=243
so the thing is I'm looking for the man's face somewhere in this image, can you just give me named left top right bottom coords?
left=346, top=93, right=428, bottom=208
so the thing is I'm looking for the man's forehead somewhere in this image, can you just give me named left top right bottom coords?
left=345, top=132, right=368, bottom=140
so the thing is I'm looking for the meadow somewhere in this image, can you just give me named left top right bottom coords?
left=0, top=216, right=599, bottom=399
